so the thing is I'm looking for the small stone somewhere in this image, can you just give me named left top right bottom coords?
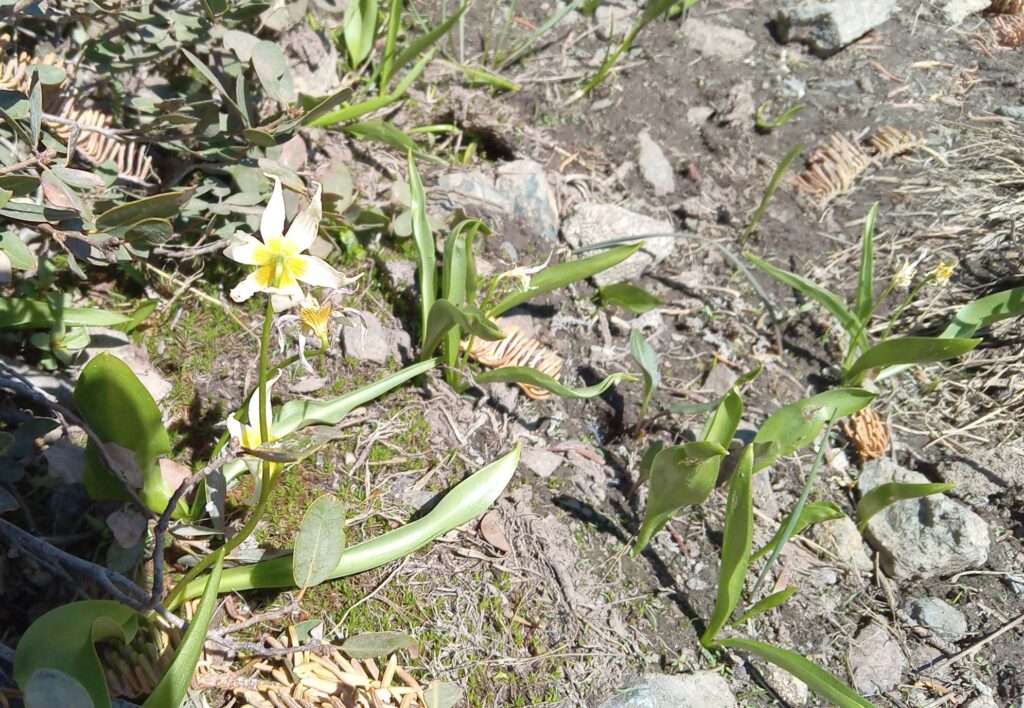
left=561, top=203, right=675, bottom=287
left=750, top=469, right=779, bottom=517
left=964, top=697, right=999, bottom=708
left=937, top=439, right=1024, bottom=503
left=340, top=312, right=391, bottom=365
left=436, top=170, right=510, bottom=217
left=680, top=18, right=756, bottom=62
left=766, top=666, right=809, bottom=707
left=521, top=447, right=563, bottom=478
left=42, top=441, right=85, bottom=485
left=811, top=516, right=873, bottom=573
left=280, top=23, right=343, bottom=101
left=686, top=106, right=715, bottom=127
left=380, top=259, right=417, bottom=293
left=858, top=459, right=990, bottom=580
left=495, top=159, right=560, bottom=243
left=848, top=622, right=906, bottom=694
left=905, top=597, right=968, bottom=642
left=939, top=0, right=991, bottom=24
left=628, top=309, right=664, bottom=335
left=594, top=1, right=636, bottom=41
left=703, top=363, right=736, bottom=397
left=775, top=0, right=895, bottom=57
left=637, top=130, right=675, bottom=196
left=601, top=672, right=737, bottom=708
left=997, top=105, right=1024, bottom=121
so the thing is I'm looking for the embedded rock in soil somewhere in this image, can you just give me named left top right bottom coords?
left=810, top=516, right=873, bottom=573
left=857, top=459, right=990, bottom=580
left=594, top=1, right=637, bottom=41
left=521, top=447, right=563, bottom=479
left=340, top=311, right=396, bottom=365
left=435, top=170, right=510, bottom=219
left=965, top=696, right=999, bottom=708
left=937, top=439, right=1024, bottom=503
left=766, top=665, right=808, bottom=707
left=495, top=159, right=560, bottom=243
left=637, top=130, right=675, bottom=196
left=279, top=23, right=342, bottom=101
left=379, top=259, right=417, bottom=294
left=602, top=672, right=737, bottom=708
left=940, top=0, right=991, bottom=24
left=905, top=597, right=968, bottom=642
left=679, top=18, right=756, bottom=63
left=775, top=0, right=895, bottom=57
left=561, top=203, right=674, bottom=287
left=848, top=622, right=906, bottom=694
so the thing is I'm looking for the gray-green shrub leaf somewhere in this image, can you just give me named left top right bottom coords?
left=293, top=495, right=346, bottom=590
left=24, top=669, right=92, bottom=708
left=856, top=482, right=955, bottom=531
left=341, top=631, right=416, bottom=659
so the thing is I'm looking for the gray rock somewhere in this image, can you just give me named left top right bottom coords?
left=766, top=666, right=808, bottom=707
left=938, top=439, right=1024, bottom=502
left=602, top=672, right=737, bottom=708
left=380, top=259, right=417, bottom=294
left=858, top=459, right=990, bottom=580
left=561, top=203, right=675, bottom=287
left=703, top=363, right=736, bottom=396
left=637, top=130, right=675, bottom=196
left=964, top=697, right=999, bottom=708
left=521, top=447, right=563, bottom=479
left=680, top=18, right=756, bottom=62
left=940, top=0, right=991, bottom=24
left=280, top=23, right=342, bottom=101
left=998, top=105, right=1024, bottom=121
left=340, top=311, right=393, bottom=365
left=594, top=1, right=636, bottom=41
left=750, top=469, right=779, bottom=517
left=686, top=106, right=715, bottom=127
left=848, top=622, right=906, bottom=694
left=905, top=597, right=968, bottom=642
left=811, top=516, right=873, bottom=573
left=495, top=160, right=560, bottom=243
left=436, top=170, right=510, bottom=217
left=775, top=0, right=895, bottom=57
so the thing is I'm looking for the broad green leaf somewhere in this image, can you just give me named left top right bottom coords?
left=732, top=587, right=799, bottom=626
left=700, top=386, right=743, bottom=448
left=294, top=495, right=346, bottom=590
left=408, top=152, right=436, bottom=349
left=176, top=445, right=522, bottom=602
left=636, top=440, right=665, bottom=486
left=386, top=4, right=467, bottom=91
left=0, top=174, right=40, bottom=196
left=422, top=299, right=502, bottom=360
left=181, top=47, right=247, bottom=126
left=856, top=482, right=954, bottom=531
left=855, top=203, right=878, bottom=323
left=96, top=188, right=195, bottom=229
left=246, top=425, right=345, bottom=464
left=751, top=501, right=844, bottom=561
left=632, top=441, right=729, bottom=553
left=29, top=63, right=67, bottom=85
left=843, top=336, right=980, bottom=384
left=488, top=243, right=643, bottom=317
left=379, top=0, right=403, bottom=88
left=29, top=78, right=41, bottom=147
left=1, top=231, right=36, bottom=271
left=0, top=199, right=78, bottom=223
left=24, top=669, right=92, bottom=708
left=474, top=367, right=636, bottom=400
left=715, top=638, right=873, bottom=708
left=0, top=187, right=9, bottom=210
left=441, top=220, right=485, bottom=386
left=144, top=549, right=224, bottom=707
left=14, top=600, right=140, bottom=708
left=49, top=167, right=105, bottom=190
left=746, top=252, right=868, bottom=354
left=251, top=40, right=293, bottom=104
left=74, top=353, right=179, bottom=515
left=701, top=445, right=754, bottom=647
left=601, top=282, right=664, bottom=313
left=293, top=85, right=355, bottom=128
left=344, top=0, right=379, bottom=66
left=423, top=681, right=463, bottom=708
left=346, top=120, right=417, bottom=151
left=752, top=388, right=875, bottom=472
left=630, top=331, right=660, bottom=419
left=341, top=631, right=416, bottom=659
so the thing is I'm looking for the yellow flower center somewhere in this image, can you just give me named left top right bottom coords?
left=299, top=299, right=334, bottom=343
left=253, top=237, right=308, bottom=291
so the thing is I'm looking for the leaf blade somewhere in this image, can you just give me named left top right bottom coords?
left=293, top=495, right=347, bottom=590
left=856, top=482, right=955, bottom=531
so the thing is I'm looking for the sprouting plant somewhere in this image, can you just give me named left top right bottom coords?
left=754, top=101, right=806, bottom=133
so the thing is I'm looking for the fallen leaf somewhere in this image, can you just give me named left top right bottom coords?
left=106, top=509, right=147, bottom=548
left=159, top=458, right=192, bottom=492
left=479, top=510, right=511, bottom=553
left=102, top=442, right=144, bottom=488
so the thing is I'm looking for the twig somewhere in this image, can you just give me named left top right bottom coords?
left=144, top=261, right=258, bottom=340
left=0, top=149, right=57, bottom=176
left=41, top=112, right=131, bottom=139
left=923, top=612, right=1024, bottom=674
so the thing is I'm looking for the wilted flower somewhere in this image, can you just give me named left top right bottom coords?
left=892, top=250, right=928, bottom=290
left=276, top=291, right=354, bottom=375
left=933, top=259, right=957, bottom=287
left=225, top=176, right=350, bottom=311
left=496, top=251, right=554, bottom=292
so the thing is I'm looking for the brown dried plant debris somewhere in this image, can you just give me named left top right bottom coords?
left=988, top=15, right=1024, bottom=48
left=842, top=407, right=891, bottom=463
left=868, top=126, right=926, bottom=161
left=990, top=0, right=1024, bottom=14
left=464, top=324, right=563, bottom=400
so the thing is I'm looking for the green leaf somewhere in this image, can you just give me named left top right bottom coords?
left=408, top=152, right=436, bottom=349
left=0, top=187, right=9, bottom=210
left=74, top=353, right=177, bottom=515
left=732, top=587, right=799, bottom=626
left=341, top=631, right=416, bottom=659
left=379, top=0, right=403, bottom=88
left=856, top=482, right=955, bottom=531
left=293, top=495, right=347, bottom=590
left=855, top=203, right=878, bottom=323
left=0, top=199, right=78, bottom=223
left=14, top=600, right=140, bottom=708
left=746, top=251, right=868, bottom=353
left=751, top=501, right=844, bottom=561
left=739, top=144, right=803, bottom=243
left=144, top=549, right=224, bottom=707
left=24, top=669, right=92, bottom=708
left=630, top=331, right=660, bottom=420
left=701, top=445, right=754, bottom=647
left=29, top=63, right=67, bottom=86
left=488, top=243, right=643, bottom=317
left=715, top=638, right=873, bottom=708
left=752, top=388, right=875, bottom=472
left=49, top=167, right=105, bottom=190
left=636, top=440, right=665, bottom=486
left=422, top=299, right=502, bottom=361
left=251, top=40, right=293, bottom=104
left=600, top=282, right=664, bottom=313
left=305, top=94, right=398, bottom=128
left=181, top=47, right=248, bottom=126
left=438, top=59, right=519, bottom=91
left=0, top=298, right=130, bottom=329
left=844, top=336, right=980, bottom=384
left=1, top=231, right=36, bottom=271
left=441, top=220, right=486, bottom=386
left=176, top=445, right=522, bottom=602
left=423, top=681, right=463, bottom=708
left=632, top=441, right=729, bottom=553
left=386, top=4, right=467, bottom=91
left=343, top=0, right=379, bottom=66
left=96, top=188, right=195, bottom=229
left=474, top=368, right=636, bottom=399
left=670, top=365, right=763, bottom=414
left=246, top=425, right=345, bottom=464
left=345, top=120, right=418, bottom=152
left=29, top=78, right=41, bottom=147
left=0, top=174, right=40, bottom=196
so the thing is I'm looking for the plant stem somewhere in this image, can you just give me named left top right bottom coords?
left=882, top=277, right=932, bottom=340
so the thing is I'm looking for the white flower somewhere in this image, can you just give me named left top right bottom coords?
left=225, top=176, right=350, bottom=311
left=893, top=250, right=928, bottom=290
left=226, top=377, right=276, bottom=453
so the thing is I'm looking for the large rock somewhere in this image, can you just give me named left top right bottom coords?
left=775, top=0, right=895, bottom=57
left=857, top=459, right=990, bottom=580
left=680, top=18, right=756, bottom=62
left=436, top=170, right=511, bottom=218
left=848, top=622, right=906, bottom=694
left=937, top=439, right=1024, bottom=503
left=905, top=597, right=968, bottom=642
left=561, top=203, right=675, bottom=287
left=940, top=0, right=991, bottom=24
left=495, top=159, right=560, bottom=243
left=602, top=672, right=737, bottom=708
left=340, top=311, right=405, bottom=365
left=811, top=516, right=873, bottom=573
left=637, top=130, right=675, bottom=196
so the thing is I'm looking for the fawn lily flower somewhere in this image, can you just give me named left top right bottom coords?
left=932, top=259, right=957, bottom=287
left=226, top=376, right=277, bottom=454
left=496, top=251, right=554, bottom=291
left=276, top=291, right=354, bottom=375
left=226, top=176, right=349, bottom=311
left=892, top=250, right=928, bottom=290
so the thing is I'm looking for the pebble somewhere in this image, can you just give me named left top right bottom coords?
left=940, top=0, right=991, bottom=24
left=280, top=23, right=342, bottom=101
left=637, top=130, right=675, bottom=196
left=775, top=0, right=896, bottom=57
left=601, top=672, right=737, bottom=708
left=495, top=159, right=560, bottom=243
left=679, top=18, right=756, bottom=62
left=810, top=516, right=873, bottom=573
left=905, top=597, right=968, bottom=642
left=435, top=170, right=510, bottom=217
left=858, top=459, right=990, bottom=580
left=766, top=665, right=808, bottom=707
left=379, top=259, right=417, bottom=294
left=848, top=622, right=906, bottom=694
left=594, top=1, right=636, bottom=41
left=561, top=203, right=675, bottom=287
left=340, top=311, right=394, bottom=365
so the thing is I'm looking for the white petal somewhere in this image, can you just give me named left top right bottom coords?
left=226, top=415, right=242, bottom=441
left=271, top=289, right=303, bottom=313
left=295, top=255, right=344, bottom=289
left=260, top=176, right=285, bottom=240
left=230, top=271, right=265, bottom=303
left=246, top=375, right=277, bottom=433
left=224, top=232, right=265, bottom=266
left=284, top=183, right=322, bottom=252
